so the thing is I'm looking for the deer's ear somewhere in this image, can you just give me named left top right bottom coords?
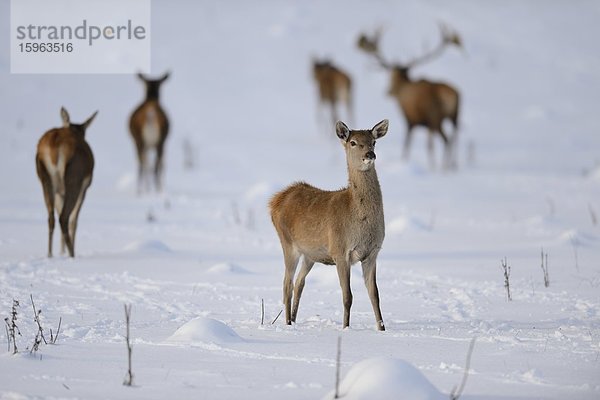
left=83, top=111, right=98, bottom=130
left=60, top=107, right=70, bottom=127
left=336, top=121, right=350, bottom=141
left=371, top=119, right=389, bottom=139
left=137, top=73, right=147, bottom=82
left=159, top=71, right=170, bottom=83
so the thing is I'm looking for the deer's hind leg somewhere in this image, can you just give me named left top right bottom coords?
left=281, top=243, right=300, bottom=325
left=291, top=256, right=315, bottom=323
left=402, top=124, right=414, bottom=161
left=437, top=124, right=454, bottom=171
left=67, top=176, right=91, bottom=256
left=36, top=156, right=55, bottom=257
left=132, top=136, right=147, bottom=194
left=60, top=164, right=89, bottom=258
left=154, top=139, right=166, bottom=192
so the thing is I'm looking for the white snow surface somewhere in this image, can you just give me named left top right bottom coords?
left=1, top=1, right=600, bottom=399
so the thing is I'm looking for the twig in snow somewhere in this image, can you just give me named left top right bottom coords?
left=540, top=248, right=549, bottom=288
left=334, top=335, right=342, bottom=399
left=4, top=299, right=21, bottom=354
left=123, top=304, right=134, bottom=387
left=260, top=299, right=265, bottom=325
left=570, top=236, right=580, bottom=272
left=500, top=258, right=512, bottom=301
left=50, top=317, right=62, bottom=344
left=589, top=203, right=598, bottom=226
left=450, top=337, right=476, bottom=400
left=30, top=294, right=47, bottom=353
left=271, top=309, right=283, bottom=325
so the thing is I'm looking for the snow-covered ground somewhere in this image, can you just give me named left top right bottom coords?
left=1, top=1, right=599, bottom=399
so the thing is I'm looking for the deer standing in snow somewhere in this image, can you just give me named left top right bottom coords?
left=36, top=107, right=97, bottom=257
left=358, top=25, right=461, bottom=169
left=270, top=119, right=389, bottom=331
left=129, top=72, right=170, bottom=192
left=312, top=59, right=354, bottom=131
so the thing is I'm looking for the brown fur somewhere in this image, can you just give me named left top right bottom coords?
left=313, top=59, right=353, bottom=129
left=270, top=120, right=389, bottom=331
left=388, top=68, right=460, bottom=167
left=129, top=72, right=170, bottom=192
left=36, top=107, right=96, bottom=257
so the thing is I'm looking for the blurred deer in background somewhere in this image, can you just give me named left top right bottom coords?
left=357, top=26, right=382, bottom=55
left=312, top=58, right=354, bottom=132
left=358, top=25, right=462, bottom=169
left=130, top=72, right=170, bottom=193
left=270, top=119, right=389, bottom=331
left=36, top=107, right=97, bottom=257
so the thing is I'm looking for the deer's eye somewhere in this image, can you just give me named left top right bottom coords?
left=350, top=141, right=357, bottom=147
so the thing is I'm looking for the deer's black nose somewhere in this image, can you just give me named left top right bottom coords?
left=365, top=151, right=376, bottom=160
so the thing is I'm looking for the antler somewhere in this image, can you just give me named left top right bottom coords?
left=356, top=27, right=392, bottom=70
left=404, top=22, right=462, bottom=69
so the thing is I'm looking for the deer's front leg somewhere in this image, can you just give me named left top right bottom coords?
left=336, top=259, right=353, bottom=329
left=362, top=253, right=385, bottom=331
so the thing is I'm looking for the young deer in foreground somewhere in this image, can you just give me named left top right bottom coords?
left=358, top=25, right=461, bottom=169
left=129, top=72, right=170, bottom=192
left=312, top=59, right=354, bottom=131
left=270, top=119, right=389, bottom=331
left=36, top=107, right=97, bottom=257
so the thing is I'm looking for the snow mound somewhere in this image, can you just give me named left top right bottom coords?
left=323, top=357, right=444, bottom=400
left=123, top=240, right=172, bottom=253
left=206, top=262, right=253, bottom=275
left=166, top=317, right=243, bottom=345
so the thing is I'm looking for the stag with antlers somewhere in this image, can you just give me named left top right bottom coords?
left=358, top=25, right=462, bottom=169
left=312, top=58, right=354, bottom=133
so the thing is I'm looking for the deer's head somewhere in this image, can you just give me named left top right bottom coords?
left=137, top=72, right=170, bottom=100
left=357, top=24, right=462, bottom=96
left=60, top=107, right=98, bottom=137
left=388, top=65, right=411, bottom=95
left=336, top=120, right=389, bottom=172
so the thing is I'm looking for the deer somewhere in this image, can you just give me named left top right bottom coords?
left=312, top=58, right=354, bottom=132
left=270, top=119, right=389, bottom=331
left=35, top=107, right=97, bottom=258
left=358, top=25, right=462, bottom=169
left=129, top=72, right=170, bottom=193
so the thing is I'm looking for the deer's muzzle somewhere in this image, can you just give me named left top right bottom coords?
left=365, top=151, right=376, bottom=160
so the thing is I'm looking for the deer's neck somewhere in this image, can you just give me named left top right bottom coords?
left=145, top=92, right=160, bottom=102
left=348, top=167, right=383, bottom=214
